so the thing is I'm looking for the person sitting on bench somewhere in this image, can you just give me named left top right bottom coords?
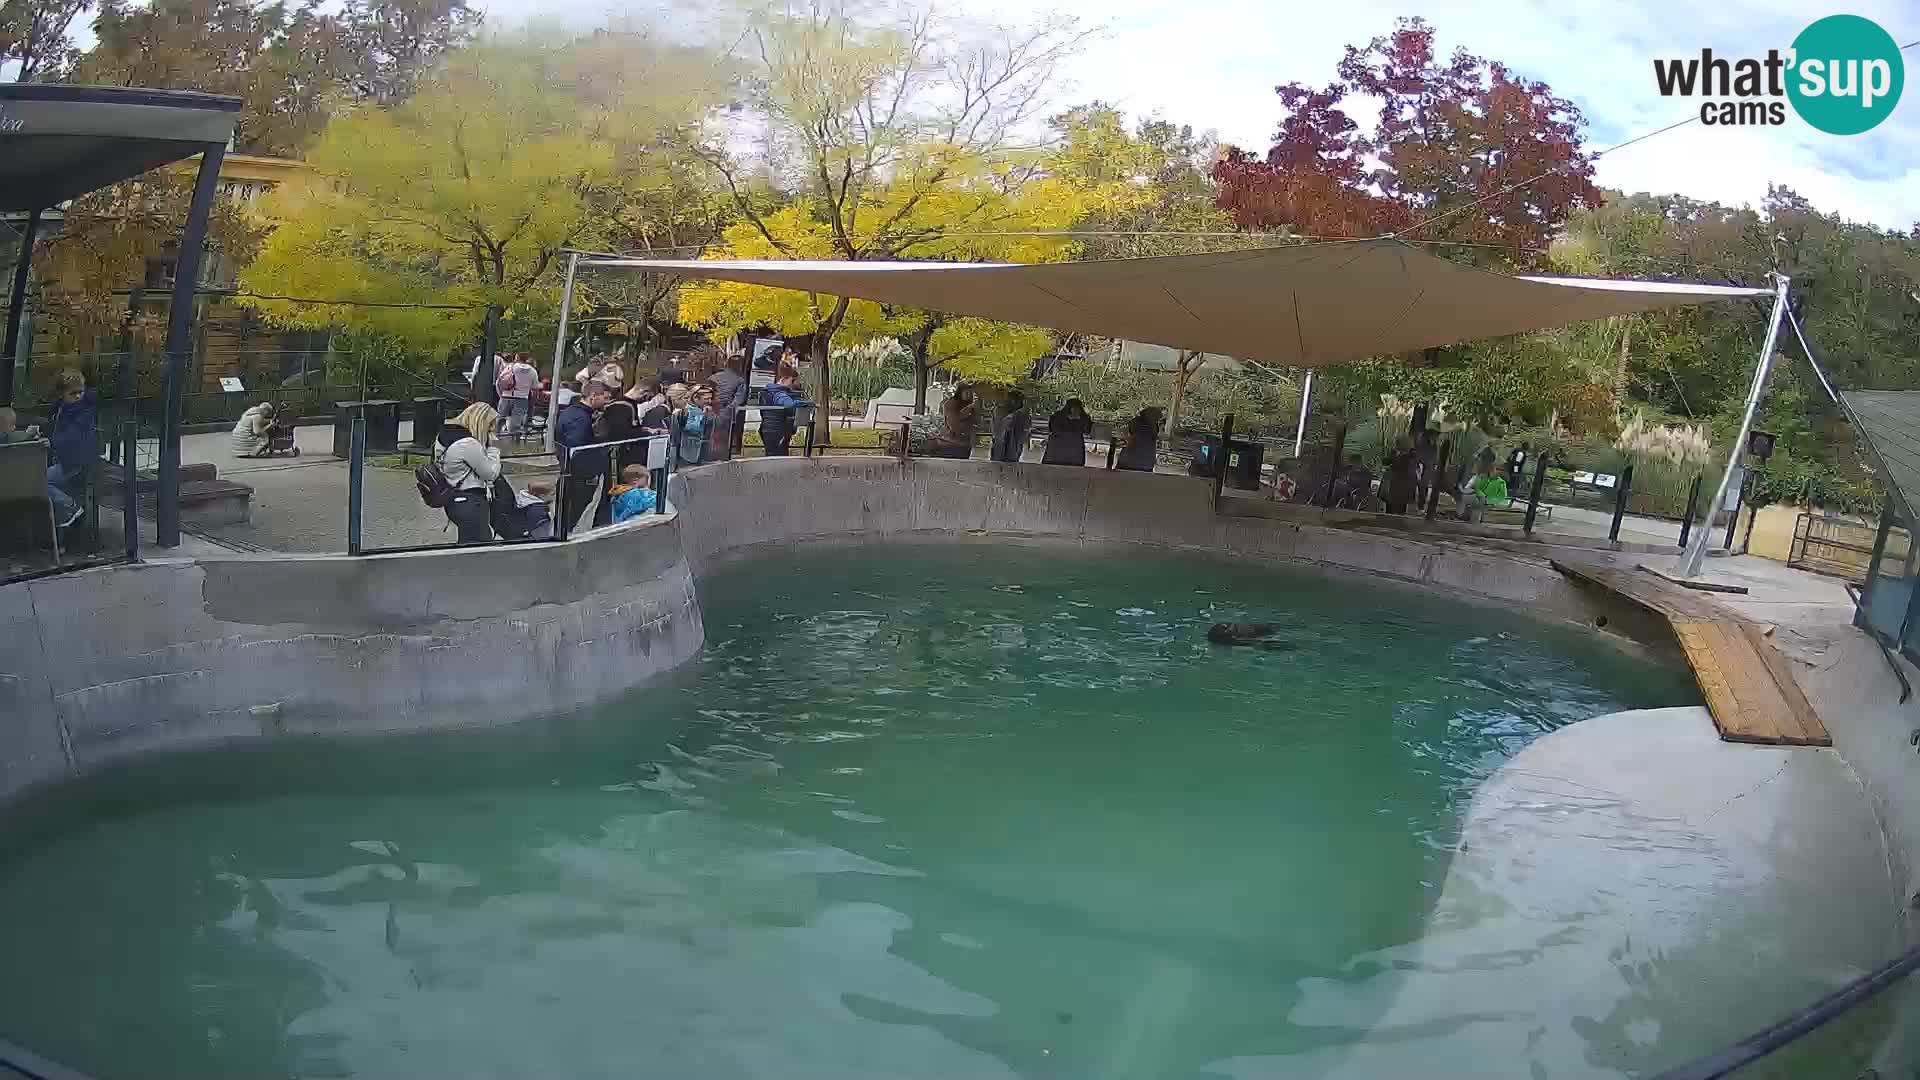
left=1456, top=449, right=1508, bottom=523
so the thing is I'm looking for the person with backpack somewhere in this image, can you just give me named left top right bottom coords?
left=556, top=383, right=612, bottom=534
left=757, top=362, right=808, bottom=456
left=497, top=354, right=537, bottom=438
left=434, top=402, right=501, bottom=542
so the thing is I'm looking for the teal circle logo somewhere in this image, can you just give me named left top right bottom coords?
left=1788, top=15, right=1904, bottom=135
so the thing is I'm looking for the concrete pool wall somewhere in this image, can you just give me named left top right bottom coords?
left=0, top=456, right=1839, bottom=804
left=0, top=455, right=1916, bottom=1073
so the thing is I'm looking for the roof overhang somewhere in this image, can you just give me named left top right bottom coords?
left=585, top=238, right=1770, bottom=368
left=0, top=84, right=242, bottom=211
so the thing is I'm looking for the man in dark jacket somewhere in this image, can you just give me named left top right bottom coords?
left=554, top=384, right=611, bottom=534
left=757, top=364, right=808, bottom=456
left=45, top=369, right=97, bottom=527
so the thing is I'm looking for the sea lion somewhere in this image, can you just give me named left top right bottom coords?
left=1206, top=622, right=1290, bottom=648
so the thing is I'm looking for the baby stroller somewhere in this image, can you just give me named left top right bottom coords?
left=257, top=422, right=300, bottom=457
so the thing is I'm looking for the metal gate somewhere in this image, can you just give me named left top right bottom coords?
left=1789, top=512, right=1902, bottom=582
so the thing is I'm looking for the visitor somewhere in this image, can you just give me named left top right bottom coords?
left=498, top=353, right=537, bottom=437
left=697, top=383, right=732, bottom=463
left=608, top=465, right=658, bottom=522
left=934, top=385, right=977, bottom=459
left=1457, top=449, right=1508, bottom=523
left=44, top=369, right=96, bottom=528
left=438, top=402, right=501, bottom=543
left=1114, top=406, right=1162, bottom=471
left=706, top=352, right=748, bottom=461
left=1506, top=441, right=1531, bottom=492
left=1337, top=453, right=1374, bottom=508
left=597, top=355, right=625, bottom=395
left=1042, top=398, right=1093, bottom=466
left=508, top=478, right=555, bottom=540
left=0, top=406, right=35, bottom=445
left=630, top=380, right=671, bottom=434
left=230, top=401, right=276, bottom=457
left=555, top=383, right=612, bottom=533
left=467, top=351, right=504, bottom=400
left=758, top=362, right=808, bottom=456
left=674, top=383, right=709, bottom=468
left=990, top=390, right=1032, bottom=463
left=1382, top=435, right=1419, bottom=515
left=595, top=379, right=642, bottom=473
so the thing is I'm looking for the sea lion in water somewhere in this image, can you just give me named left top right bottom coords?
left=1206, top=623, right=1293, bottom=649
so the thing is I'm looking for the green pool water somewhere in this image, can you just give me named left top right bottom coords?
left=0, top=545, right=1703, bottom=1080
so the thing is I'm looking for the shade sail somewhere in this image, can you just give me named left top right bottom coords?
left=586, top=238, right=1768, bottom=367
left=0, top=84, right=242, bottom=211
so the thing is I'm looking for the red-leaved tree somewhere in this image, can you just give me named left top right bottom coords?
left=1214, top=17, right=1602, bottom=263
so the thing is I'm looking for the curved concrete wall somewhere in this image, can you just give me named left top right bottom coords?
left=0, top=457, right=1681, bottom=807
left=0, top=513, right=702, bottom=804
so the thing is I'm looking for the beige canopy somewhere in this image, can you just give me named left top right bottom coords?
left=583, top=238, right=1767, bottom=367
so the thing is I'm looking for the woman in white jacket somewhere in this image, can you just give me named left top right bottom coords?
left=439, top=402, right=501, bottom=542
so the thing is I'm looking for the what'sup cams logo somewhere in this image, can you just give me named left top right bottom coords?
left=1653, top=14, right=1904, bottom=134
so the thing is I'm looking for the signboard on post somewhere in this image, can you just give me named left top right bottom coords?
left=1747, top=430, right=1776, bottom=460
left=219, top=376, right=245, bottom=393
left=1721, top=464, right=1746, bottom=511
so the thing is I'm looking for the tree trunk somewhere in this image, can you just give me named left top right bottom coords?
left=1166, top=350, right=1202, bottom=438
left=910, top=322, right=937, bottom=413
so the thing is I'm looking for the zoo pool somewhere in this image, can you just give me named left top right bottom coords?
left=0, top=544, right=1767, bottom=1079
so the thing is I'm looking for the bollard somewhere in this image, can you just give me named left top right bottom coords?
left=1723, top=473, right=1744, bottom=551
left=1212, top=414, right=1235, bottom=511
left=121, top=421, right=138, bottom=562
left=1523, top=454, right=1549, bottom=535
left=1320, top=424, right=1347, bottom=507
left=1106, top=430, right=1118, bottom=470
left=1424, top=440, right=1452, bottom=520
left=898, top=420, right=912, bottom=463
left=1678, top=474, right=1702, bottom=548
left=731, top=406, right=746, bottom=458
left=347, top=415, right=366, bottom=555
left=1608, top=464, right=1635, bottom=544
left=801, top=409, right=817, bottom=458
left=555, top=446, right=574, bottom=542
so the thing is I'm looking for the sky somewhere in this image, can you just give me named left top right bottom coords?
left=479, top=0, right=1920, bottom=232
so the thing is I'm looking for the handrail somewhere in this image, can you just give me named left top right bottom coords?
left=1649, top=943, right=1920, bottom=1080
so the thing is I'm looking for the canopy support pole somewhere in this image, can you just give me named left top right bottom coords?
left=2, top=207, right=43, bottom=406
left=1292, top=370, right=1313, bottom=458
left=545, top=252, right=580, bottom=455
left=1680, top=274, right=1789, bottom=577
left=156, top=142, right=224, bottom=548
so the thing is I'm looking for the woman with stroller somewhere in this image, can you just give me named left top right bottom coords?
left=437, top=402, right=502, bottom=543
left=230, top=401, right=282, bottom=457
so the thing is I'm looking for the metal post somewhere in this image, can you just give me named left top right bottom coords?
left=478, top=304, right=500, bottom=407
left=555, top=447, right=573, bottom=542
left=1424, top=440, right=1452, bottom=520
left=121, top=422, right=138, bottom=562
left=1678, top=474, right=1702, bottom=549
left=1609, top=463, right=1635, bottom=544
left=2, top=207, right=42, bottom=406
left=1680, top=274, right=1790, bottom=576
left=1292, top=370, right=1313, bottom=459
left=1523, top=455, right=1550, bottom=535
left=1858, top=499, right=1897, bottom=630
left=1741, top=489, right=1761, bottom=553
left=347, top=415, right=365, bottom=555
left=1724, top=473, right=1743, bottom=551
left=731, top=406, right=746, bottom=458
left=156, top=142, right=225, bottom=548
left=802, top=410, right=816, bottom=458
left=1105, top=428, right=1117, bottom=470
left=544, top=253, right=580, bottom=454
left=1320, top=424, right=1347, bottom=507
left=900, top=420, right=913, bottom=463
left=1211, top=414, right=1234, bottom=510
left=117, top=287, right=142, bottom=463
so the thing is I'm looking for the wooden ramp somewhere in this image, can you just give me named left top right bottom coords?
left=1552, top=560, right=1830, bottom=747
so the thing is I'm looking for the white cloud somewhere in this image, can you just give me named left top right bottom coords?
left=478, top=0, right=1920, bottom=229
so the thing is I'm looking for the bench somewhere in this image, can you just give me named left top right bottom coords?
left=1483, top=500, right=1553, bottom=525
left=104, top=461, right=253, bottom=526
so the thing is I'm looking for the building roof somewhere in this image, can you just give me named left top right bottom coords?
left=0, top=84, right=242, bottom=211
left=1840, top=390, right=1920, bottom=518
left=585, top=238, right=1771, bottom=369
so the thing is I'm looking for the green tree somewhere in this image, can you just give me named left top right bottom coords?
left=681, top=1, right=1094, bottom=426
left=0, top=0, right=87, bottom=79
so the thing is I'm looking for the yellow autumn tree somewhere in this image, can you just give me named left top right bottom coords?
left=679, top=2, right=1098, bottom=424
left=239, top=27, right=724, bottom=361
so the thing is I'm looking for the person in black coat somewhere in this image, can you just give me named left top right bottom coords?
left=554, top=384, right=612, bottom=533
left=1042, top=398, right=1094, bottom=466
